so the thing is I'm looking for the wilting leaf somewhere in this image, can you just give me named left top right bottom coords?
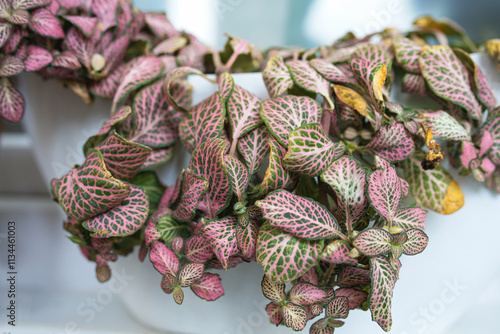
left=83, top=186, right=149, bottom=237
left=403, top=151, right=464, bottom=214
left=287, top=60, right=334, bottom=109
left=261, top=95, right=323, bottom=147
left=256, top=221, right=324, bottom=283
left=173, top=169, right=208, bottom=222
left=257, top=189, right=340, bottom=240
left=321, top=156, right=368, bottom=229
left=54, top=150, right=130, bottom=221
left=366, top=121, right=414, bottom=162
left=419, top=45, right=482, bottom=120
left=368, top=256, right=398, bottom=331
left=333, top=85, right=368, bottom=117
left=350, top=58, right=387, bottom=112
left=262, top=54, right=293, bottom=97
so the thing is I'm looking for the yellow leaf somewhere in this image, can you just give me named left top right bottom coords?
left=333, top=85, right=367, bottom=117
left=371, top=64, right=387, bottom=102
left=439, top=180, right=464, bottom=215
left=486, top=39, right=500, bottom=61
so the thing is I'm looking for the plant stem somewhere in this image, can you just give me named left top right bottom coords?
left=320, top=263, right=336, bottom=286
left=229, top=137, right=238, bottom=157
left=321, top=108, right=331, bottom=136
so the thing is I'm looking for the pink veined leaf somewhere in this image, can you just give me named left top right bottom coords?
left=419, top=45, right=482, bottom=120
left=201, top=216, right=239, bottom=270
left=287, top=60, right=334, bottom=109
left=164, top=67, right=211, bottom=112
left=236, top=219, right=258, bottom=258
left=141, top=146, right=174, bottom=170
left=297, top=267, right=319, bottom=285
left=310, top=320, right=335, bottom=334
left=3, top=25, right=26, bottom=54
left=29, top=8, right=64, bottom=39
left=156, top=171, right=184, bottom=214
left=126, top=81, right=178, bottom=148
left=393, top=36, right=423, bottom=73
left=156, top=214, right=187, bottom=244
left=145, top=220, right=161, bottom=247
left=257, top=189, right=340, bottom=240
left=184, top=234, right=213, bottom=263
left=283, top=123, right=345, bottom=177
left=326, top=296, right=349, bottom=319
left=392, top=207, right=427, bottom=230
left=63, top=15, right=97, bottom=38
left=189, top=138, right=232, bottom=218
left=261, top=275, right=286, bottom=303
left=228, top=84, right=262, bottom=143
left=256, top=221, right=324, bottom=283
left=54, top=150, right=130, bottom=221
left=91, top=0, right=118, bottom=32
left=90, top=238, right=113, bottom=254
left=62, top=27, right=93, bottom=70
left=350, top=58, right=387, bottom=113
left=90, top=64, right=125, bottom=99
left=421, top=110, right=470, bottom=141
left=83, top=186, right=149, bottom=237
left=368, top=256, right=399, bottom=332
left=353, top=43, right=393, bottom=68
left=178, top=263, right=204, bottom=287
left=261, top=95, right=323, bottom=147
left=115, top=0, right=134, bottom=35
left=168, top=77, right=193, bottom=111
left=94, top=105, right=131, bottom=136
left=95, top=131, right=152, bottom=181
left=24, top=45, right=52, bottom=72
left=481, top=158, right=496, bottom=178
left=51, top=51, right=81, bottom=70
left=144, top=12, right=179, bottom=39
left=282, top=302, right=308, bottom=331
left=149, top=241, right=179, bottom=276
left=484, top=117, right=500, bottom=165
left=218, top=72, right=234, bottom=101
left=223, top=154, right=250, bottom=201
left=0, top=77, right=24, bottom=122
left=171, top=237, right=184, bottom=254
left=289, top=283, right=327, bottom=306
left=479, top=130, right=493, bottom=158
left=402, top=73, right=428, bottom=97
left=173, top=169, right=208, bottom=222
left=320, top=240, right=357, bottom=266
left=367, top=158, right=402, bottom=222
left=265, top=302, right=283, bottom=326
left=179, top=92, right=225, bottom=152
left=7, top=9, right=29, bottom=25
left=334, top=288, right=368, bottom=310
left=460, top=141, right=477, bottom=169
left=254, top=138, right=298, bottom=197
left=205, top=254, right=243, bottom=270
left=11, top=0, right=51, bottom=10
left=336, top=266, right=371, bottom=288
left=101, top=35, right=130, bottom=76
left=46, top=0, right=59, bottom=14
left=453, top=47, right=498, bottom=110
left=190, top=273, right=224, bottom=301
left=0, top=56, right=25, bottom=77
left=152, top=36, right=188, bottom=56
left=161, top=273, right=176, bottom=294
left=237, top=125, right=271, bottom=175
left=320, top=156, right=367, bottom=229
left=0, top=22, right=12, bottom=48
left=57, top=0, right=81, bottom=9
left=353, top=228, right=393, bottom=257
left=366, top=121, right=414, bottom=162
left=310, top=58, right=358, bottom=85
left=173, top=286, right=185, bottom=304
left=112, top=57, right=164, bottom=111
left=400, top=229, right=429, bottom=255
left=262, top=54, right=294, bottom=97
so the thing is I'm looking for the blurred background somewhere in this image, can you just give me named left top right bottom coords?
left=1, top=0, right=500, bottom=333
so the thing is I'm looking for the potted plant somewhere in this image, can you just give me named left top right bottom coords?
left=3, top=3, right=500, bottom=332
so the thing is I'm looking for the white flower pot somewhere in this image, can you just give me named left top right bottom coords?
left=19, top=56, right=500, bottom=333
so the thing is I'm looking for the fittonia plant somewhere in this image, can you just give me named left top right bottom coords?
left=49, top=14, right=500, bottom=333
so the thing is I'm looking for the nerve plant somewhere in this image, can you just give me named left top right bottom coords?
left=49, top=14, right=500, bottom=333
